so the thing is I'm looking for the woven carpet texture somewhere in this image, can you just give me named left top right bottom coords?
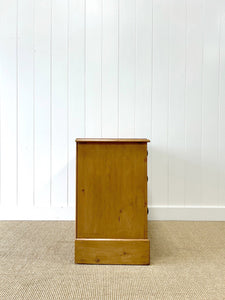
left=0, top=221, right=225, bottom=299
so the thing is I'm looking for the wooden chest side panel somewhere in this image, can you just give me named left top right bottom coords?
left=76, top=142, right=148, bottom=239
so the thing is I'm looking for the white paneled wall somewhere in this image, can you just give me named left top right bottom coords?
left=0, top=0, right=225, bottom=220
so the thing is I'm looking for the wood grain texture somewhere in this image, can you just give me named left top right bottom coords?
left=75, top=239, right=150, bottom=265
left=76, top=141, right=148, bottom=239
left=75, top=140, right=149, bottom=264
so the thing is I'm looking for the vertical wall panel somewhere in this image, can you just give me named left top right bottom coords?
left=135, top=0, right=152, bottom=138
left=135, top=0, right=152, bottom=207
left=17, top=0, right=34, bottom=207
left=201, top=0, right=220, bottom=206
left=85, top=0, right=102, bottom=137
left=118, top=0, right=136, bottom=137
left=101, top=0, right=118, bottom=137
left=151, top=0, right=170, bottom=206
left=0, top=0, right=17, bottom=38
left=51, top=0, right=68, bottom=207
left=0, top=0, right=17, bottom=207
left=185, top=0, right=203, bottom=206
left=0, top=0, right=225, bottom=220
left=168, top=0, right=186, bottom=205
left=218, top=16, right=225, bottom=206
left=34, top=0, right=51, bottom=207
left=68, top=0, right=85, bottom=207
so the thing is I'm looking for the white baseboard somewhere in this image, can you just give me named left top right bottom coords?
left=0, top=206, right=225, bottom=221
left=148, top=206, right=225, bottom=221
left=0, top=207, right=75, bottom=220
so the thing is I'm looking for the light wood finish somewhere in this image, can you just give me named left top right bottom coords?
left=75, top=239, right=150, bottom=265
left=76, top=142, right=147, bottom=239
left=75, top=139, right=150, bottom=264
left=76, top=138, right=150, bottom=143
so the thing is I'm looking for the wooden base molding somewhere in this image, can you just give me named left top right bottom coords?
left=75, top=239, right=150, bottom=265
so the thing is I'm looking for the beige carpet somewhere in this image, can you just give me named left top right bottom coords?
left=0, top=221, right=225, bottom=300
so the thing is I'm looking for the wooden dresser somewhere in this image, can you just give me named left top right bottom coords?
left=75, top=138, right=150, bottom=265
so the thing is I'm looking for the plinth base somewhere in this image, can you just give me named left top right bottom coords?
left=75, top=238, right=150, bottom=265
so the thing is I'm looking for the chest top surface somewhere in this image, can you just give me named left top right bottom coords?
left=76, top=138, right=150, bottom=143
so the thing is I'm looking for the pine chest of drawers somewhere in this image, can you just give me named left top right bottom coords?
left=75, top=138, right=150, bottom=265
